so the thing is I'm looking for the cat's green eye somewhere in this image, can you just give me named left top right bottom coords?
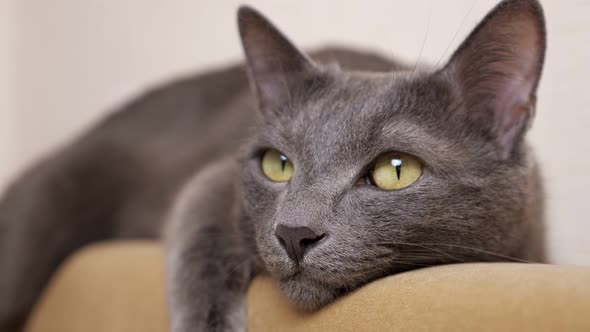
left=261, top=149, right=294, bottom=182
left=370, top=153, right=423, bottom=190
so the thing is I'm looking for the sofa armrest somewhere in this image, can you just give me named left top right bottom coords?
left=25, top=241, right=590, bottom=332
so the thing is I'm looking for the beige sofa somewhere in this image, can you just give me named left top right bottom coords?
left=25, top=241, right=590, bottom=332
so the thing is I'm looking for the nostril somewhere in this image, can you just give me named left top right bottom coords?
left=300, top=233, right=326, bottom=249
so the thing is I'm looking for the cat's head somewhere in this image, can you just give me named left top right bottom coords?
left=238, top=0, right=546, bottom=310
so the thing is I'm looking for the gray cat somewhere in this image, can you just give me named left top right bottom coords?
left=0, top=0, right=546, bottom=331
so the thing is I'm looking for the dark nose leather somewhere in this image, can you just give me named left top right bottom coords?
left=275, top=225, right=325, bottom=265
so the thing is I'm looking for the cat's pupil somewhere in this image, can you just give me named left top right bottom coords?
left=280, top=155, right=288, bottom=172
left=391, top=158, right=402, bottom=180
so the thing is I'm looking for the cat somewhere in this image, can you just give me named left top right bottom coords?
left=0, top=0, right=546, bottom=331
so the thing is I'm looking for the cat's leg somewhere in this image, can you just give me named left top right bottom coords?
left=166, top=161, right=255, bottom=332
left=0, top=144, right=143, bottom=331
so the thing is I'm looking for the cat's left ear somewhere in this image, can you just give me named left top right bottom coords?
left=441, top=0, right=546, bottom=159
left=237, top=6, right=317, bottom=110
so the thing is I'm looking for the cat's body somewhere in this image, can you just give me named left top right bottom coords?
left=1, top=1, right=546, bottom=331
left=0, top=47, right=407, bottom=331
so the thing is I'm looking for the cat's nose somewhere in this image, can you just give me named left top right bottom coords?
left=275, top=225, right=325, bottom=265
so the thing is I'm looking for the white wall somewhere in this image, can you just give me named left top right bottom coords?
left=0, top=0, right=18, bottom=188
left=3, top=0, right=590, bottom=264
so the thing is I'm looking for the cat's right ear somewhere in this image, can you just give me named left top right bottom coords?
left=237, top=6, right=317, bottom=110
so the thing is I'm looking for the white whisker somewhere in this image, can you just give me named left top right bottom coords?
left=411, top=0, right=432, bottom=79
left=431, top=0, right=479, bottom=73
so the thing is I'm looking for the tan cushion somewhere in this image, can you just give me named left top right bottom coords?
left=25, top=241, right=590, bottom=332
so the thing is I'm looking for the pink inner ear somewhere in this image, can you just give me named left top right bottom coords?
left=493, top=69, right=535, bottom=122
left=498, top=100, right=535, bottom=159
left=255, top=70, right=293, bottom=106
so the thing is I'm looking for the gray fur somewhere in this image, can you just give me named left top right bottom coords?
left=0, top=1, right=546, bottom=331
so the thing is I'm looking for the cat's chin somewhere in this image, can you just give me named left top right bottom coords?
left=277, top=275, right=346, bottom=311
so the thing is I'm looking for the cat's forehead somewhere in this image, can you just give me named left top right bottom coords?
left=256, top=70, right=475, bottom=173
left=287, top=71, right=411, bottom=126
left=268, top=71, right=444, bottom=143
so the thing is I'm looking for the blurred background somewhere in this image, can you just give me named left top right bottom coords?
left=0, top=0, right=588, bottom=264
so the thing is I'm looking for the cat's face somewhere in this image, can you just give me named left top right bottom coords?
left=238, top=0, right=546, bottom=310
